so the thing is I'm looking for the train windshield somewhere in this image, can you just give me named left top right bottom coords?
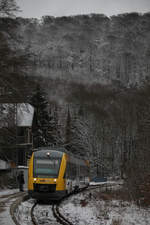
left=34, top=158, right=61, bottom=178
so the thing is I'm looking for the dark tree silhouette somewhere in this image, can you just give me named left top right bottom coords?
left=30, top=84, right=55, bottom=148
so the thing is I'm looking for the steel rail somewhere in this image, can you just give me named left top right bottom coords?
left=31, top=202, right=38, bottom=225
left=10, top=192, right=29, bottom=225
left=29, top=183, right=121, bottom=225
left=52, top=204, right=73, bottom=225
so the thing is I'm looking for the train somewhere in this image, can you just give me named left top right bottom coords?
left=28, top=147, right=90, bottom=200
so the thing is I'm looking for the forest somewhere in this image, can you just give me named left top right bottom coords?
left=0, top=0, right=150, bottom=202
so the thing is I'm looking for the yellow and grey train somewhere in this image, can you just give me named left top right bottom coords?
left=28, top=147, right=90, bottom=200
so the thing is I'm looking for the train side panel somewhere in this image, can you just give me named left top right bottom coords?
left=65, top=156, right=89, bottom=193
left=28, top=154, right=34, bottom=191
left=56, top=153, right=67, bottom=191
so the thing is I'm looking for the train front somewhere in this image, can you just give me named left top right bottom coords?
left=28, top=149, right=66, bottom=200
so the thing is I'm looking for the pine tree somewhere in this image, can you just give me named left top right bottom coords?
left=65, top=107, right=71, bottom=148
left=47, top=104, right=59, bottom=146
left=0, top=0, right=19, bottom=17
left=30, top=84, right=54, bottom=148
left=65, top=107, right=79, bottom=154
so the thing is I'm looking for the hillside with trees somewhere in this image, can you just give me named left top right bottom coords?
left=14, top=13, right=150, bottom=87
left=1, top=8, right=150, bottom=203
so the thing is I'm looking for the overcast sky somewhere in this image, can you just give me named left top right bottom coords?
left=16, top=0, right=150, bottom=18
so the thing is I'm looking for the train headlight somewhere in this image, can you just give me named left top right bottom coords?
left=46, top=152, right=50, bottom=157
left=34, top=178, right=37, bottom=182
left=54, top=179, right=57, bottom=182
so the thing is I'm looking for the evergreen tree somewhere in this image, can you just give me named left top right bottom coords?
left=47, top=104, right=61, bottom=146
left=30, top=84, right=55, bottom=148
left=65, top=107, right=79, bottom=154
left=0, top=0, right=19, bottom=17
left=65, top=107, right=71, bottom=149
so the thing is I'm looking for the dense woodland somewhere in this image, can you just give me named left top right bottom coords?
left=0, top=0, right=150, bottom=203
left=16, top=12, right=150, bottom=86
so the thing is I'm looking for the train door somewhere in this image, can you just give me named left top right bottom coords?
left=76, top=161, right=80, bottom=189
left=65, top=162, right=72, bottom=193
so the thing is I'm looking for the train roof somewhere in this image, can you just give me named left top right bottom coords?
left=34, top=147, right=66, bottom=152
left=33, top=149, right=64, bottom=158
left=33, top=147, right=89, bottom=162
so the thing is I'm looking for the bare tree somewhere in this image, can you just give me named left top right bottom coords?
left=0, top=0, right=19, bottom=17
left=70, top=114, right=110, bottom=177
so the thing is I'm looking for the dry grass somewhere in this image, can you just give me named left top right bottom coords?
left=93, top=188, right=132, bottom=202
left=111, top=218, right=122, bottom=225
left=80, top=199, right=88, bottom=207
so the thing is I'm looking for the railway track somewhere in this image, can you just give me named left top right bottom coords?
left=31, top=201, right=37, bottom=225
left=29, top=185, right=105, bottom=225
left=0, top=191, right=26, bottom=201
left=30, top=192, right=77, bottom=225
left=30, top=201, right=61, bottom=225
left=0, top=191, right=28, bottom=225
left=52, top=203, right=73, bottom=225
left=11, top=183, right=120, bottom=225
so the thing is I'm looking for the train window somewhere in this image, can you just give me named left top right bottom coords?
left=70, top=163, right=76, bottom=179
left=79, top=165, right=89, bottom=178
left=66, top=162, right=77, bottom=179
left=33, top=158, right=61, bottom=178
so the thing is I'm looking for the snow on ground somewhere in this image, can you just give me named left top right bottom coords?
left=0, top=189, right=20, bottom=225
left=1, top=183, right=150, bottom=225
left=60, top=188, right=150, bottom=225
left=0, top=188, right=19, bottom=197
left=16, top=199, right=59, bottom=225
left=15, top=198, right=34, bottom=225
left=0, top=199, right=16, bottom=225
left=90, top=179, right=123, bottom=187
left=33, top=203, right=59, bottom=225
